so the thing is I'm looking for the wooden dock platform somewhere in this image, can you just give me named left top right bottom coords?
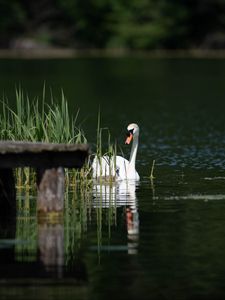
left=0, top=141, right=90, bottom=215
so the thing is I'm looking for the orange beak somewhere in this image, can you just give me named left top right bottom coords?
left=125, top=133, right=133, bottom=144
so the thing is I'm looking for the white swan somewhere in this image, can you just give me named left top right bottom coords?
left=92, top=123, right=140, bottom=181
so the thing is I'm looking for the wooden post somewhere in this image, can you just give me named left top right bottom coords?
left=37, top=167, right=65, bottom=214
left=38, top=222, right=64, bottom=274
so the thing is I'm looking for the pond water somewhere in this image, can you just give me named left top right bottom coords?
left=0, top=57, right=225, bottom=299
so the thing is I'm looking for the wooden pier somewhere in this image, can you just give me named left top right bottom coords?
left=0, top=141, right=89, bottom=216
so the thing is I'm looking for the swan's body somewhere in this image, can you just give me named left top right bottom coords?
left=92, top=123, right=140, bottom=181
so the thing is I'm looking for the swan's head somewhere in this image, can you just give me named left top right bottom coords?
left=125, top=123, right=139, bottom=144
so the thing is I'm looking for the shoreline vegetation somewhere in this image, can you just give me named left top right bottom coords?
left=3, top=1, right=225, bottom=53
left=0, top=88, right=119, bottom=188
left=0, top=87, right=86, bottom=144
left=2, top=49, right=225, bottom=59
left=0, top=87, right=91, bottom=188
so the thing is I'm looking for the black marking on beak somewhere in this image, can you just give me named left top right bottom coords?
left=126, top=129, right=134, bottom=137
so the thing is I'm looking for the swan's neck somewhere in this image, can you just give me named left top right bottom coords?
left=129, top=135, right=139, bottom=169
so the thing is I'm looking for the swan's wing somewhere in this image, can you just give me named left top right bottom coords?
left=115, top=156, right=140, bottom=180
left=114, top=156, right=129, bottom=180
left=92, top=155, right=140, bottom=180
left=92, top=155, right=117, bottom=178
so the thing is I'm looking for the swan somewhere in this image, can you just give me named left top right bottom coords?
left=92, top=123, right=140, bottom=181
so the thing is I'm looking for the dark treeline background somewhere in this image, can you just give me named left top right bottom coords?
left=1, top=0, right=225, bottom=50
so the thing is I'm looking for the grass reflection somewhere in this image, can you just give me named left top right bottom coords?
left=16, top=189, right=37, bottom=262
left=15, top=178, right=139, bottom=268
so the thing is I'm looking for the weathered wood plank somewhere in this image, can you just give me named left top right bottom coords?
left=0, top=141, right=89, bottom=153
left=0, top=141, right=89, bottom=168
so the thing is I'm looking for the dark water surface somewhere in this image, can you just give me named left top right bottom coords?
left=0, top=57, right=225, bottom=299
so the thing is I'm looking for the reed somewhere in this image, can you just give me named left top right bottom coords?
left=149, top=159, right=156, bottom=180
left=93, top=112, right=118, bottom=184
left=0, top=87, right=87, bottom=188
left=0, top=87, right=86, bottom=144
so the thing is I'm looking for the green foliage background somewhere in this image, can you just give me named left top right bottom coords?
left=1, top=0, right=225, bottom=49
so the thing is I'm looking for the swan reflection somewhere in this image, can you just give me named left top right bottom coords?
left=93, top=180, right=139, bottom=254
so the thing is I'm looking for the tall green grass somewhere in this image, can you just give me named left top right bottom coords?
left=0, top=87, right=119, bottom=191
left=0, top=87, right=86, bottom=144
left=93, top=111, right=118, bottom=184
left=0, top=87, right=87, bottom=187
